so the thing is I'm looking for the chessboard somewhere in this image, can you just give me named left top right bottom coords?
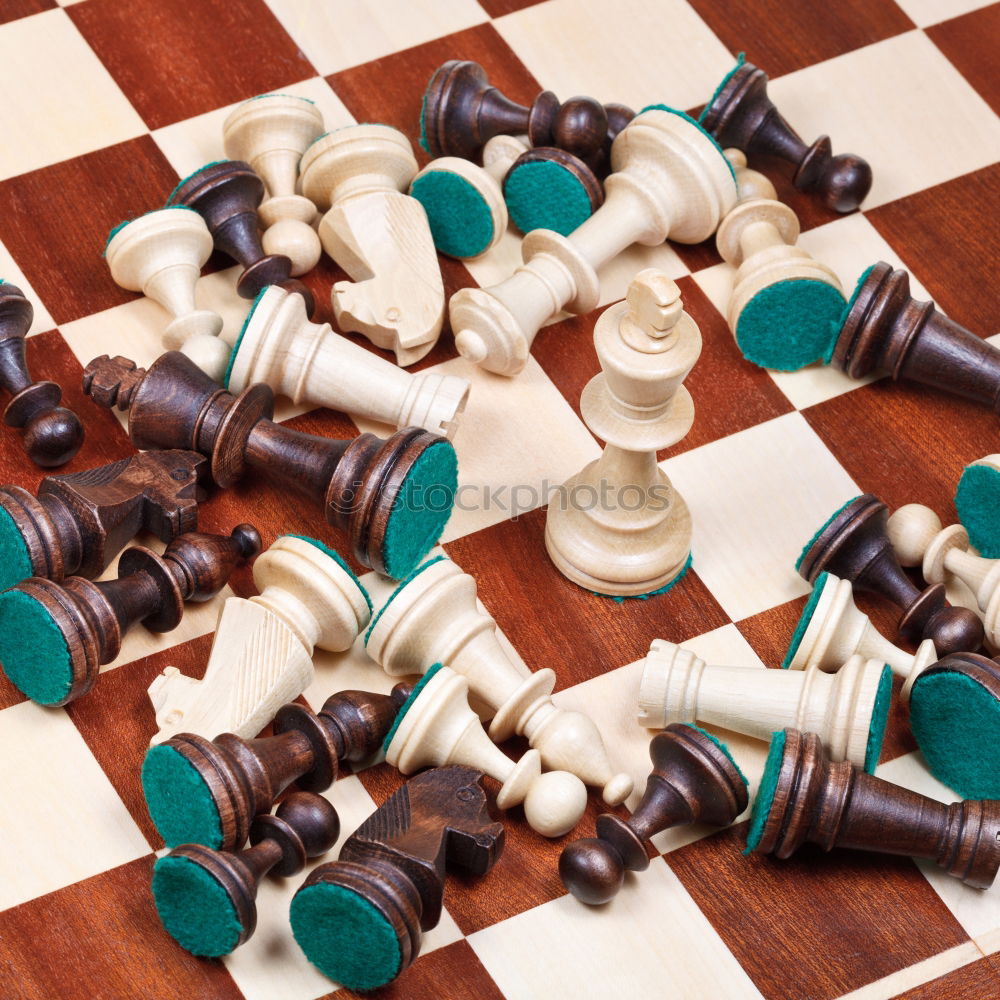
left=0, top=1, right=998, bottom=998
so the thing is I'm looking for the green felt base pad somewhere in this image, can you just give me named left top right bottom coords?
left=0, top=505, right=33, bottom=592
left=504, top=160, right=593, bottom=237
left=745, top=730, right=786, bottom=854
left=410, top=170, right=496, bottom=258
left=0, top=589, right=73, bottom=705
left=955, top=463, right=1000, bottom=559
left=383, top=662, right=444, bottom=753
left=142, top=744, right=223, bottom=849
left=782, top=571, right=829, bottom=668
left=865, top=665, right=893, bottom=774
left=593, top=552, right=692, bottom=602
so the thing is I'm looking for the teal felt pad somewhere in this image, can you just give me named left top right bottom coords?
left=282, top=534, right=372, bottom=613
left=864, top=665, right=893, bottom=774
left=152, top=855, right=243, bottom=957
left=690, top=723, right=749, bottom=787
left=781, top=571, right=829, bottom=669
left=418, top=87, right=431, bottom=155
left=381, top=440, right=457, bottom=581
left=0, top=504, right=32, bottom=590
left=251, top=92, right=315, bottom=104
left=595, top=552, right=692, bottom=602
left=504, top=160, right=594, bottom=237
left=223, top=286, right=269, bottom=389
left=744, top=730, right=786, bottom=854
left=699, top=53, right=746, bottom=124
left=410, top=170, right=496, bottom=258
left=383, top=662, right=444, bottom=753
left=956, top=463, right=1000, bottom=558
left=365, top=554, right=446, bottom=645
left=795, top=496, right=862, bottom=573
left=735, top=280, right=846, bottom=371
left=0, top=589, right=72, bottom=705
left=637, top=104, right=736, bottom=186
left=910, top=670, right=1000, bottom=798
left=291, top=881, right=401, bottom=991
left=166, top=161, right=228, bottom=205
left=141, top=744, right=223, bottom=849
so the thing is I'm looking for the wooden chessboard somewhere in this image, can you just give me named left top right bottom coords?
left=0, top=1, right=998, bottom=998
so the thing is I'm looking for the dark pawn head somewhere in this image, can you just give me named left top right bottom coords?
left=21, top=405, right=84, bottom=467
left=559, top=837, right=625, bottom=905
left=251, top=791, right=341, bottom=876
left=925, top=606, right=986, bottom=657
left=804, top=146, right=872, bottom=214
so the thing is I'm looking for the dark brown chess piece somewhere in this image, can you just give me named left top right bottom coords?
left=559, top=724, right=748, bottom=904
left=0, top=283, right=84, bottom=467
left=832, top=262, right=1000, bottom=412
left=747, top=728, right=1000, bottom=888
left=0, top=524, right=260, bottom=706
left=144, top=684, right=411, bottom=851
left=81, top=351, right=456, bottom=577
left=0, top=450, right=207, bottom=590
left=700, top=59, right=872, bottom=213
left=167, top=160, right=314, bottom=312
left=290, top=766, right=504, bottom=992
left=152, top=791, right=340, bottom=957
left=798, top=494, right=984, bottom=654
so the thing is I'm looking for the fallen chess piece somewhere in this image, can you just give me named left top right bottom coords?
left=638, top=640, right=891, bottom=773
left=746, top=728, right=1000, bottom=888
left=956, top=455, right=1000, bottom=559
left=545, top=270, right=696, bottom=596
left=223, top=93, right=326, bottom=277
left=153, top=791, right=339, bottom=957
left=559, top=723, right=748, bottom=904
left=82, top=351, right=458, bottom=578
left=0, top=524, right=259, bottom=706
left=300, top=125, right=444, bottom=366
left=225, top=285, right=470, bottom=439
left=0, top=283, right=83, bottom=467
left=700, top=56, right=872, bottom=212
left=365, top=554, right=632, bottom=804
left=291, top=766, right=504, bottom=991
left=104, top=207, right=230, bottom=382
left=142, top=684, right=409, bottom=850
left=384, top=664, right=588, bottom=837
left=148, top=534, right=372, bottom=745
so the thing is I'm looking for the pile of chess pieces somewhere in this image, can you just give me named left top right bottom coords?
left=0, top=55, right=997, bottom=993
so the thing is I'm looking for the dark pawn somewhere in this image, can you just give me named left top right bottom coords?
left=144, top=684, right=410, bottom=851
left=0, top=524, right=260, bottom=706
left=0, top=284, right=83, bottom=467
left=701, top=60, right=872, bottom=213
left=798, top=494, right=983, bottom=655
left=152, top=791, right=340, bottom=957
left=167, top=160, right=314, bottom=312
left=0, top=450, right=207, bottom=591
left=559, top=724, right=748, bottom=905
left=833, top=262, right=1000, bottom=412
left=291, top=766, right=504, bottom=992
left=746, top=729, right=1000, bottom=888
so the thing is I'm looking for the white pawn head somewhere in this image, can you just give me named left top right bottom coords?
left=886, top=503, right=943, bottom=568
left=523, top=770, right=588, bottom=838
left=261, top=214, right=322, bottom=277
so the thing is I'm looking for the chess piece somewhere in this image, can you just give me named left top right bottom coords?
left=746, top=728, right=1000, bottom=888
left=797, top=494, right=984, bottom=655
left=725, top=148, right=778, bottom=203
left=82, top=351, right=458, bottom=579
left=365, top=554, right=633, bottom=805
left=385, top=664, right=588, bottom=837
left=638, top=640, right=892, bottom=772
left=0, top=450, right=206, bottom=591
left=167, top=160, right=314, bottom=312
left=152, top=791, right=339, bottom=956
left=142, top=684, right=409, bottom=850
left=0, top=284, right=83, bottom=467
left=559, top=724, right=748, bottom=904
left=715, top=190, right=844, bottom=371
left=545, top=271, right=697, bottom=595
left=783, top=571, right=937, bottom=703
left=223, top=93, right=325, bottom=276
left=300, top=125, right=445, bottom=366
left=291, top=766, right=504, bottom=991
left=226, top=285, right=470, bottom=439
left=105, top=208, right=229, bottom=381
left=0, top=524, right=259, bottom=707
left=831, top=262, right=1000, bottom=413
left=449, top=108, right=737, bottom=376
left=148, top=535, right=372, bottom=745
left=956, top=455, right=1000, bottom=559
left=701, top=58, right=872, bottom=212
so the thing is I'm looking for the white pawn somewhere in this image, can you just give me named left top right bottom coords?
left=105, top=208, right=229, bottom=381
left=784, top=571, right=937, bottom=703
left=227, top=285, right=470, bottom=439
left=724, top=148, right=778, bottom=203
left=223, top=93, right=325, bottom=277
left=147, top=535, right=370, bottom=744
left=385, top=665, right=588, bottom=837
left=545, top=270, right=697, bottom=596
left=365, top=554, right=632, bottom=805
left=449, top=108, right=737, bottom=376
left=300, top=124, right=445, bottom=366
left=889, top=503, right=1000, bottom=648
left=638, top=640, right=891, bottom=771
